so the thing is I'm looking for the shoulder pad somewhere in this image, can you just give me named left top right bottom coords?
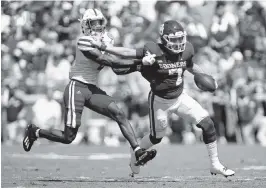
left=143, top=41, right=164, bottom=56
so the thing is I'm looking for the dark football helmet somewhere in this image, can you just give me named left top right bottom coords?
left=160, top=20, right=187, bottom=54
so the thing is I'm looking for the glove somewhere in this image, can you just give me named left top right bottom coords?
left=142, top=54, right=156, bottom=66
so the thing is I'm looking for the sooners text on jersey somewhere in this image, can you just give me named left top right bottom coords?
left=138, top=41, right=194, bottom=99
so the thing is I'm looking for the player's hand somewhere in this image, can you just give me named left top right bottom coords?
left=142, top=53, right=156, bottom=66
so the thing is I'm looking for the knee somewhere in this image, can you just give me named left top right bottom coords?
left=149, top=134, right=162, bottom=145
left=197, top=116, right=216, bottom=144
left=108, top=102, right=127, bottom=122
left=197, top=116, right=215, bottom=132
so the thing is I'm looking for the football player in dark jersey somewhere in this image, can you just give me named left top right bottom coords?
left=88, top=20, right=235, bottom=177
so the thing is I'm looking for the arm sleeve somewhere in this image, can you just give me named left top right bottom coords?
left=80, top=48, right=103, bottom=61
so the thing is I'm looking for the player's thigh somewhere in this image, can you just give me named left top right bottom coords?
left=148, top=92, right=170, bottom=138
left=173, top=92, right=209, bottom=125
left=85, top=87, right=117, bottom=118
left=63, top=80, right=87, bottom=128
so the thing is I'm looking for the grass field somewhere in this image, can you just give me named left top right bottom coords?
left=1, top=143, right=266, bottom=188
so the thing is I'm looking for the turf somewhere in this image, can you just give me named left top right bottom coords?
left=2, top=143, right=266, bottom=188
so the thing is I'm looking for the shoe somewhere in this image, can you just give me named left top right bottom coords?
left=129, top=148, right=157, bottom=177
left=23, top=124, right=38, bottom=152
left=210, top=165, right=235, bottom=177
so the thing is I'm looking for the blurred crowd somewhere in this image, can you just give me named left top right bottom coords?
left=1, top=1, right=266, bottom=146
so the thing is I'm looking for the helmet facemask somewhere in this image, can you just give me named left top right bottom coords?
left=81, top=18, right=106, bottom=36
left=162, top=31, right=187, bottom=54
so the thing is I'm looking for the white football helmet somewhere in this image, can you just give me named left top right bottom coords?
left=80, top=9, right=107, bottom=36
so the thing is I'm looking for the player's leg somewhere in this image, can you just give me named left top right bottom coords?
left=86, top=87, right=156, bottom=166
left=130, top=91, right=168, bottom=175
left=139, top=92, right=167, bottom=149
left=173, top=92, right=235, bottom=177
left=86, top=91, right=138, bottom=149
left=23, top=80, right=84, bottom=151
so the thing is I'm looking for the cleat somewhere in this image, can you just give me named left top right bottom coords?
left=23, top=124, right=38, bottom=152
left=129, top=148, right=157, bottom=175
left=210, top=165, right=235, bottom=177
left=135, top=149, right=157, bottom=166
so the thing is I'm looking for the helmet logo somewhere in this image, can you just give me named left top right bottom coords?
left=169, top=31, right=184, bottom=37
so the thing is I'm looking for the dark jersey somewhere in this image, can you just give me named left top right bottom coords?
left=136, top=41, right=194, bottom=99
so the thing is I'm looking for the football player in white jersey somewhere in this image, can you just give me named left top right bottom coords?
left=23, top=9, right=156, bottom=167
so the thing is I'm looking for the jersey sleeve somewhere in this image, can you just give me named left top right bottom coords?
left=186, top=42, right=195, bottom=68
left=76, top=36, right=102, bottom=60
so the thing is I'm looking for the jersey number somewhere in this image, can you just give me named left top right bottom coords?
left=175, top=68, right=183, bottom=86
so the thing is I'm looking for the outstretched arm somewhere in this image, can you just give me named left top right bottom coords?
left=103, top=46, right=138, bottom=59
left=83, top=36, right=140, bottom=58
left=96, top=53, right=142, bottom=68
left=112, top=65, right=142, bottom=75
left=78, top=36, right=142, bottom=68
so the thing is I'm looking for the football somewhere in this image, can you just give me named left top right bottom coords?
left=194, top=73, right=217, bottom=92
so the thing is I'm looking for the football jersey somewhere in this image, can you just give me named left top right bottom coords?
left=136, top=41, right=194, bottom=99
left=69, top=32, right=114, bottom=85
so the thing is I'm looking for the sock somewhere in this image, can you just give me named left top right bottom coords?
left=140, top=134, right=154, bottom=149
left=206, top=140, right=222, bottom=167
left=134, top=146, right=141, bottom=152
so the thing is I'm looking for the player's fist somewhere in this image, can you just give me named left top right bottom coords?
left=142, top=52, right=156, bottom=66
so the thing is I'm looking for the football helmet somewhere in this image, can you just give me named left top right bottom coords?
left=160, top=20, right=187, bottom=54
left=80, top=9, right=107, bottom=36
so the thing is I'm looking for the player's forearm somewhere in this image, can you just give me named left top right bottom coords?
left=112, top=65, right=141, bottom=75
left=103, top=46, right=137, bottom=58
left=187, top=64, right=205, bottom=75
left=97, top=54, right=141, bottom=67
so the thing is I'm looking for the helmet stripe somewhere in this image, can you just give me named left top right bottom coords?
left=93, top=9, right=97, bottom=16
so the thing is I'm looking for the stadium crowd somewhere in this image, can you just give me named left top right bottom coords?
left=1, top=1, right=266, bottom=146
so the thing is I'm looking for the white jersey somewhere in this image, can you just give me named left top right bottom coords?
left=69, top=32, right=114, bottom=85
